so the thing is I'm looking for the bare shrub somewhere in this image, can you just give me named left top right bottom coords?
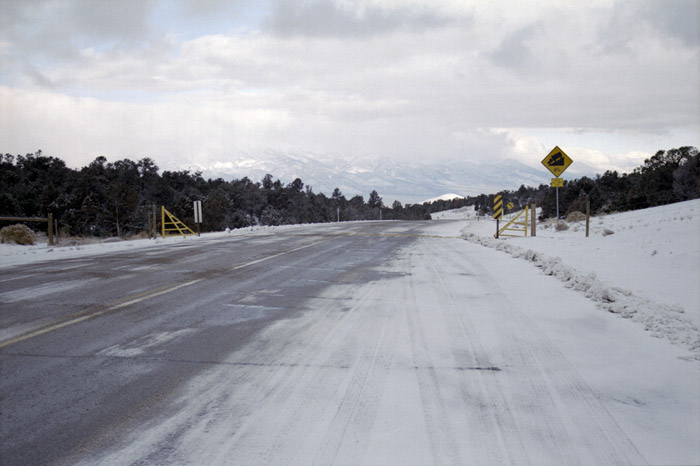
left=542, top=218, right=559, bottom=230
left=0, top=224, right=37, bottom=245
left=566, top=211, right=587, bottom=222
left=127, top=231, right=149, bottom=240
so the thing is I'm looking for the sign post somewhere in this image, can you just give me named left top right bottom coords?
left=193, top=200, right=202, bottom=236
left=542, top=146, right=573, bottom=219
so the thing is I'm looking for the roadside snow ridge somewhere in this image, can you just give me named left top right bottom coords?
left=462, top=230, right=700, bottom=360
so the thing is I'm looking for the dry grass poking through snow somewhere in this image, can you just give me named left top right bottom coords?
left=0, top=224, right=36, bottom=245
left=566, top=211, right=587, bottom=222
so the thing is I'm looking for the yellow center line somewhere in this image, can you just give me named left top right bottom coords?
left=350, top=232, right=460, bottom=239
left=297, top=232, right=459, bottom=239
left=0, top=237, right=330, bottom=349
left=1, top=233, right=450, bottom=349
left=227, top=238, right=330, bottom=272
left=0, top=279, right=203, bottom=349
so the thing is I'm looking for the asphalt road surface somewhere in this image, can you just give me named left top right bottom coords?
left=1, top=221, right=647, bottom=465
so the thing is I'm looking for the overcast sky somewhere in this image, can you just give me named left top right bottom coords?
left=1, top=0, right=698, bottom=175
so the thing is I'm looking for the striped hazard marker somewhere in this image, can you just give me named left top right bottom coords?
left=493, top=195, right=503, bottom=220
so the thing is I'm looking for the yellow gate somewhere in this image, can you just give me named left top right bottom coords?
left=495, top=205, right=529, bottom=238
left=161, top=206, right=196, bottom=238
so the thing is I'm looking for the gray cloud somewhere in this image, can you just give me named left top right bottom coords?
left=644, top=0, right=700, bottom=47
left=70, top=0, right=155, bottom=42
left=174, top=0, right=250, bottom=17
left=0, top=0, right=160, bottom=81
left=486, top=23, right=542, bottom=72
left=0, top=0, right=168, bottom=90
left=599, top=0, right=700, bottom=53
left=265, top=0, right=453, bottom=38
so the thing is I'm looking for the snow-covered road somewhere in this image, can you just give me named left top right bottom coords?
left=2, top=219, right=699, bottom=465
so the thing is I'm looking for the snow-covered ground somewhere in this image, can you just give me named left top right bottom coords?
left=443, top=199, right=700, bottom=361
left=2, top=201, right=699, bottom=464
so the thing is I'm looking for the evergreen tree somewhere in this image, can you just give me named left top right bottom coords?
left=368, top=190, right=383, bottom=208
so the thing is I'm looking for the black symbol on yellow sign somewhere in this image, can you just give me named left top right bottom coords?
left=541, top=146, right=573, bottom=177
left=547, top=151, right=565, bottom=166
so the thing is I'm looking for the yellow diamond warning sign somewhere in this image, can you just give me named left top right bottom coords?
left=542, top=146, right=573, bottom=177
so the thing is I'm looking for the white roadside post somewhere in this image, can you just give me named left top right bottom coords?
left=193, top=200, right=202, bottom=237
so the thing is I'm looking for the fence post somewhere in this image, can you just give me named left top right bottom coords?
left=47, top=213, right=53, bottom=246
left=586, top=198, right=590, bottom=237
left=531, top=203, right=536, bottom=236
left=524, top=205, right=528, bottom=236
left=152, top=205, right=157, bottom=238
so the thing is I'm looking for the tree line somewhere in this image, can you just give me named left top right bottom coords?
left=423, top=146, right=699, bottom=219
left=0, top=151, right=431, bottom=237
left=1, top=146, right=697, bottom=237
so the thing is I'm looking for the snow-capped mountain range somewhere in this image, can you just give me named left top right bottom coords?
left=420, top=194, right=466, bottom=204
left=194, top=151, right=596, bottom=205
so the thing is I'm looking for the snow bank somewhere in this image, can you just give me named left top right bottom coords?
left=458, top=199, right=700, bottom=360
left=463, top=231, right=700, bottom=360
left=431, top=206, right=479, bottom=220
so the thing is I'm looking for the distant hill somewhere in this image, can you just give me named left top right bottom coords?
left=421, top=194, right=465, bottom=204
left=194, top=151, right=590, bottom=204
